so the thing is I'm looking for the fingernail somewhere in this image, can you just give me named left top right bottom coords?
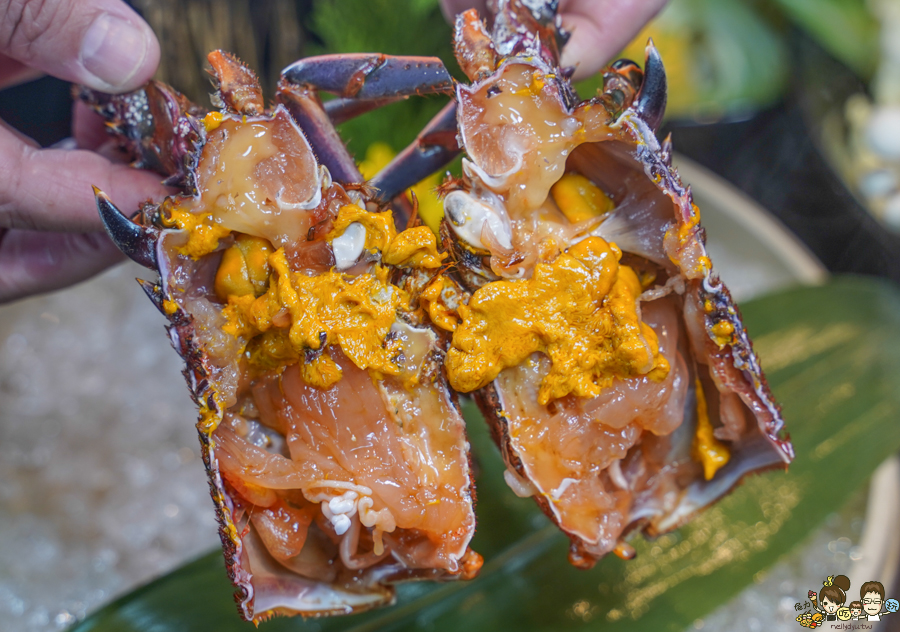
left=81, top=14, right=149, bottom=89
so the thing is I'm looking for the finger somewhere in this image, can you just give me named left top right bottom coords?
left=560, top=0, right=668, bottom=80
left=0, top=124, right=169, bottom=232
left=0, top=0, right=160, bottom=93
left=0, top=228, right=124, bottom=303
left=0, top=52, right=43, bottom=89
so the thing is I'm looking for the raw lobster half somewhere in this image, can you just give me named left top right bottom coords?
left=433, top=1, right=793, bottom=567
left=83, top=51, right=480, bottom=621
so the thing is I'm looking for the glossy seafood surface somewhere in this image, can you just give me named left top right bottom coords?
left=84, top=0, right=794, bottom=619
left=437, top=1, right=793, bottom=567
left=87, top=52, right=478, bottom=622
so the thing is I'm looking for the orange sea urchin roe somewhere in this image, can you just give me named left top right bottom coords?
left=222, top=249, right=406, bottom=386
left=446, top=236, right=669, bottom=405
left=326, top=204, right=446, bottom=268
left=691, top=377, right=730, bottom=480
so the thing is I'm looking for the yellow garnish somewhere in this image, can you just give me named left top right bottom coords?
left=214, top=235, right=272, bottom=300
left=162, top=299, right=178, bottom=315
left=327, top=204, right=396, bottom=253
left=299, top=353, right=343, bottom=389
left=221, top=249, right=404, bottom=386
left=161, top=205, right=231, bottom=259
left=421, top=276, right=459, bottom=332
left=359, top=142, right=444, bottom=235
left=202, top=111, right=225, bottom=132
left=383, top=226, right=446, bottom=268
left=711, top=320, right=735, bottom=348
left=691, top=377, right=730, bottom=480
left=550, top=173, right=615, bottom=224
left=327, top=205, right=446, bottom=268
left=446, top=236, right=669, bottom=404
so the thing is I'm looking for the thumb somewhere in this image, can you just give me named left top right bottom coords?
left=0, top=0, right=159, bottom=92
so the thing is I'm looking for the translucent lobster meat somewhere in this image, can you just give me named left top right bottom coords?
left=457, top=62, right=616, bottom=217
left=190, top=108, right=323, bottom=247
left=492, top=299, right=690, bottom=556
left=223, top=350, right=475, bottom=570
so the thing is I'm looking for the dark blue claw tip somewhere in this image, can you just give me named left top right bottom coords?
left=94, top=186, right=158, bottom=270
left=635, top=39, right=667, bottom=133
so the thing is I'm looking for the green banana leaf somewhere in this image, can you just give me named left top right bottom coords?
left=71, top=276, right=900, bottom=632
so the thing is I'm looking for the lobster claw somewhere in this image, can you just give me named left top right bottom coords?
left=635, top=39, right=667, bottom=133
left=93, top=187, right=159, bottom=270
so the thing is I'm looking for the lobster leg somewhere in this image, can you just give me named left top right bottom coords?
left=276, top=79, right=363, bottom=184
left=323, top=96, right=404, bottom=125
left=279, top=54, right=456, bottom=187
left=281, top=54, right=453, bottom=100
left=369, top=101, right=460, bottom=202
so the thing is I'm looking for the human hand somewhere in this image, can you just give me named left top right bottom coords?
left=440, top=0, right=668, bottom=80
left=0, top=0, right=168, bottom=304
